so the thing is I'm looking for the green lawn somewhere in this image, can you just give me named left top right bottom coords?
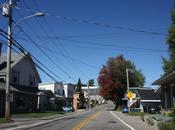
left=0, top=118, right=14, bottom=124
left=12, top=111, right=65, bottom=118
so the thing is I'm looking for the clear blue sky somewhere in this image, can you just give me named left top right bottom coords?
left=0, top=0, right=173, bottom=87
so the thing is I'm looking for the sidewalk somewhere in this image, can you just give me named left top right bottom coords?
left=0, top=110, right=87, bottom=130
left=112, top=111, right=159, bottom=130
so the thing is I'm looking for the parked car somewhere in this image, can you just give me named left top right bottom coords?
left=122, top=107, right=129, bottom=113
left=62, top=106, right=73, bottom=112
left=148, top=107, right=156, bottom=114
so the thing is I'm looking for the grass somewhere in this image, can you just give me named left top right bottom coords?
left=12, top=111, right=65, bottom=118
left=158, top=122, right=175, bottom=130
left=128, top=112, right=145, bottom=116
left=128, top=112, right=146, bottom=122
left=0, top=118, right=14, bottom=124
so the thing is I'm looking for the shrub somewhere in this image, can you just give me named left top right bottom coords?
left=140, top=113, right=145, bottom=122
left=146, top=117, right=154, bottom=126
left=158, top=122, right=175, bottom=130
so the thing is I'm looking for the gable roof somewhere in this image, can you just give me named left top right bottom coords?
left=0, top=54, right=23, bottom=75
left=0, top=53, right=41, bottom=82
left=0, top=82, right=39, bottom=94
left=129, top=87, right=160, bottom=101
left=152, top=71, right=175, bottom=85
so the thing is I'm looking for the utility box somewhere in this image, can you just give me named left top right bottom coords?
left=2, top=4, right=11, bottom=17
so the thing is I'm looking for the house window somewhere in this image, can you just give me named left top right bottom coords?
left=12, top=70, right=20, bottom=84
left=55, top=89, right=60, bottom=95
left=0, top=77, right=5, bottom=82
left=29, top=75, right=35, bottom=87
left=16, top=97, right=25, bottom=109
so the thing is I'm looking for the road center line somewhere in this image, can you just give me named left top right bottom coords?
left=110, top=111, right=135, bottom=130
left=72, top=111, right=100, bottom=130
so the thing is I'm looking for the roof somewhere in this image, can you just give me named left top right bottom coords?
left=0, top=53, right=23, bottom=75
left=0, top=82, right=39, bottom=94
left=12, top=84, right=39, bottom=94
left=40, top=90, right=55, bottom=97
left=39, top=82, right=63, bottom=86
left=137, top=89, right=160, bottom=100
left=129, top=87, right=160, bottom=101
left=0, top=53, right=41, bottom=82
left=152, top=71, right=175, bottom=85
left=0, top=82, right=19, bottom=92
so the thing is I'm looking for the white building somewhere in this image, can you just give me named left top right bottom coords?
left=38, top=82, right=65, bottom=110
left=62, top=83, right=76, bottom=107
left=82, top=86, right=104, bottom=104
left=39, top=82, right=64, bottom=97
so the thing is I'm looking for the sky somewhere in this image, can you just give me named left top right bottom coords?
left=0, top=0, right=173, bottom=87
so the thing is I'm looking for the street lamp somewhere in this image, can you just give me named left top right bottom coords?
left=3, top=0, right=44, bottom=119
left=11, top=12, right=44, bottom=33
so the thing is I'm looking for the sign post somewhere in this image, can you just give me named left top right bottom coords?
left=127, top=91, right=136, bottom=113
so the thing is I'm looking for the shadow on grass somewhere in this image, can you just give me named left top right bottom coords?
left=0, top=118, right=14, bottom=124
left=12, top=111, right=66, bottom=118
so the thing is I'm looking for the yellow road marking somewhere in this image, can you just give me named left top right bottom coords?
left=72, top=111, right=100, bottom=130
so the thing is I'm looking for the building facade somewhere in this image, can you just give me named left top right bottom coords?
left=153, top=71, right=175, bottom=110
left=39, top=82, right=65, bottom=110
left=0, top=53, right=41, bottom=117
left=62, top=83, right=76, bottom=107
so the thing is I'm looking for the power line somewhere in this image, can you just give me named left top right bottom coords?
left=19, top=1, right=87, bottom=82
left=14, top=7, right=167, bottom=36
left=0, top=29, right=75, bottom=93
left=19, top=27, right=76, bottom=82
left=38, top=45, right=99, bottom=70
left=11, top=16, right=76, bottom=82
left=16, top=34, right=168, bottom=53
left=30, top=0, right=90, bottom=81
left=0, top=30, right=63, bottom=82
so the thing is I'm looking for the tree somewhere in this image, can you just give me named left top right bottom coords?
left=162, top=5, right=175, bottom=74
left=98, top=55, right=145, bottom=106
left=75, top=78, right=85, bottom=108
left=88, top=79, right=95, bottom=86
left=76, top=78, right=82, bottom=92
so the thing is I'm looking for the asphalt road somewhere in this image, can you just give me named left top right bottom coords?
left=26, top=104, right=131, bottom=130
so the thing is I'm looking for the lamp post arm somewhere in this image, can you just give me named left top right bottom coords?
left=11, top=12, right=44, bottom=34
left=11, top=14, right=37, bottom=34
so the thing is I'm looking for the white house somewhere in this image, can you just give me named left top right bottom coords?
left=39, top=82, right=65, bottom=110
left=62, top=83, right=76, bottom=107
left=82, top=86, right=104, bottom=104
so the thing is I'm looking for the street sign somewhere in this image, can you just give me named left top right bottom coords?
left=127, top=91, right=136, bottom=101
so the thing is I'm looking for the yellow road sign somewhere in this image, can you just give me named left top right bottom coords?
left=127, top=91, right=136, bottom=100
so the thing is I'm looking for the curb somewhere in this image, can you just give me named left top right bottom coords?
left=1, top=110, right=90, bottom=130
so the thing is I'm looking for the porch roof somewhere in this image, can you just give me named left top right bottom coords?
left=152, top=71, right=175, bottom=85
left=0, top=82, right=39, bottom=94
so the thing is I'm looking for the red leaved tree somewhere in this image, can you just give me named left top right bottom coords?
left=98, top=55, right=145, bottom=106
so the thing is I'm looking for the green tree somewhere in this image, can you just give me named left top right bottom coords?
left=98, top=55, right=145, bottom=106
left=76, top=78, right=85, bottom=108
left=163, top=5, right=175, bottom=74
left=76, top=78, right=82, bottom=92
left=88, top=79, right=95, bottom=86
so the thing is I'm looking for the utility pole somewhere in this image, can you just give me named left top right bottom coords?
left=2, top=0, right=13, bottom=119
left=126, top=68, right=130, bottom=113
left=5, top=0, right=13, bottom=119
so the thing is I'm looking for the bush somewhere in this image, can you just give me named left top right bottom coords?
left=146, top=117, right=154, bottom=126
left=158, top=122, right=175, bottom=130
left=140, top=113, right=145, bottom=121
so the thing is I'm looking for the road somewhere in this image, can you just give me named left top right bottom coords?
left=26, top=104, right=131, bottom=130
